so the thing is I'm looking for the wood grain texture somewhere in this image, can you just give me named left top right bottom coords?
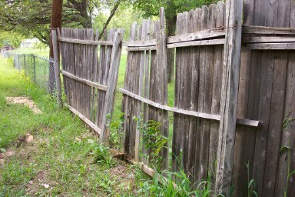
left=214, top=0, right=243, bottom=195
left=59, top=28, right=122, bottom=142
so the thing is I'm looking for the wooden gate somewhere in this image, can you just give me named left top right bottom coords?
left=55, top=28, right=123, bottom=141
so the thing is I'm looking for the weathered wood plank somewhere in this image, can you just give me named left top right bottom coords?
left=275, top=3, right=295, bottom=196
left=100, top=30, right=123, bottom=142
left=126, top=46, right=156, bottom=51
left=142, top=19, right=152, bottom=165
left=167, top=28, right=225, bottom=43
left=246, top=42, right=295, bottom=50
left=126, top=39, right=156, bottom=47
left=157, top=8, right=169, bottom=169
left=243, top=36, right=295, bottom=43
left=61, top=70, right=108, bottom=91
left=123, top=22, right=138, bottom=157
left=186, top=8, right=197, bottom=180
left=119, top=88, right=260, bottom=127
left=262, top=52, right=288, bottom=197
left=134, top=21, right=147, bottom=162
left=59, top=37, right=113, bottom=45
left=214, top=0, right=243, bottom=195
left=190, top=8, right=202, bottom=182
left=243, top=25, right=295, bottom=35
left=209, top=1, right=224, bottom=180
left=172, top=11, right=186, bottom=172
left=196, top=5, right=209, bottom=180
left=190, top=7, right=203, bottom=182
left=167, top=38, right=224, bottom=48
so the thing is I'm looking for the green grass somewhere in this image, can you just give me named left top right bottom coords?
left=0, top=55, right=152, bottom=196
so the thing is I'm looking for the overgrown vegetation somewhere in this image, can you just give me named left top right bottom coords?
left=1, top=55, right=218, bottom=196
left=135, top=117, right=168, bottom=170
left=137, top=170, right=214, bottom=197
left=0, top=56, right=147, bottom=196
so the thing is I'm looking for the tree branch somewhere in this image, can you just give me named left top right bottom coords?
left=98, top=0, right=121, bottom=40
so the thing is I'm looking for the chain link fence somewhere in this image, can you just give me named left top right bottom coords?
left=4, top=52, right=56, bottom=92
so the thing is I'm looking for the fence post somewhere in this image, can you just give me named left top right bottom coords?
left=51, top=29, right=63, bottom=108
left=33, top=55, right=36, bottom=83
left=214, top=0, right=243, bottom=195
left=23, top=55, right=26, bottom=75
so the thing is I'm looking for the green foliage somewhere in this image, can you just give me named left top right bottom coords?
left=93, top=4, right=143, bottom=40
left=135, top=117, right=167, bottom=170
left=106, top=113, right=124, bottom=149
left=130, top=0, right=218, bottom=18
left=89, top=141, right=115, bottom=167
left=0, top=31, right=24, bottom=48
left=246, top=161, right=258, bottom=197
left=137, top=169, right=214, bottom=197
left=0, top=0, right=104, bottom=44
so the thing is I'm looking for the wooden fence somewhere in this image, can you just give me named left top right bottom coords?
left=50, top=0, right=295, bottom=196
left=53, top=28, right=123, bottom=141
left=120, top=0, right=295, bottom=196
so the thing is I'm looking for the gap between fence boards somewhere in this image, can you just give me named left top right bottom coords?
left=119, top=88, right=261, bottom=127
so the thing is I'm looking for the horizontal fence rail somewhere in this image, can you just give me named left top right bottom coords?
left=119, top=88, right=261, bottom=127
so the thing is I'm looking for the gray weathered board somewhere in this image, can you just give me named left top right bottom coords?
left=58, top=28, right=123, bottom=141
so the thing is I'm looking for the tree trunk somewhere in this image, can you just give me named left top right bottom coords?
left=49, top=0, right=63, bottom=94
left=80, top=0, right=92, bottom=28
left=166, top=15, right=176, bottom=83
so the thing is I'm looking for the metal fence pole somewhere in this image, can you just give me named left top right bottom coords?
left=33, top=55, right=36, bottom=83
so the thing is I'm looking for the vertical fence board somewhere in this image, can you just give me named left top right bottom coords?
left=190, top=8, right=201, bottom=182
left=123, top=23, right=138, bottom=157
left=215, top=0, right=243, bottom=195
left=209, top=1, right=224, bottom=178
left=262, top=52, right=288, bottom=197
left=172, top=12, right=184, bottom=172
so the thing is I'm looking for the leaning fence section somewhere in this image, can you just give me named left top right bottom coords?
left=58, top=28, right=123, bottom=141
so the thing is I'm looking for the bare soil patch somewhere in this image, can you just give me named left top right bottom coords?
left=6, top=97, right=42, bottom=114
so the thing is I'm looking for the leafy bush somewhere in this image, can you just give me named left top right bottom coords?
left=106, top=113, right=124, bottom=149
left=135, top=117, right=167, bottom=170
left=88, top=141, right=115, bottom=168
